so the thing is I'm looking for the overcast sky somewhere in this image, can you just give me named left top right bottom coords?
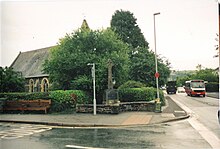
left=0, top=0, right=219, bottom=70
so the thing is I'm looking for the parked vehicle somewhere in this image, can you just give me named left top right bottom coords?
left=177, top=87, right=185, bottom=93
left=160, top=86, right=166, bottom=90
left=166, top=81, right=177, bottom=94
left=184, top=80, right=206, bottom=97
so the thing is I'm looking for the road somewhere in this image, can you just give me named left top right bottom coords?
left=0, top=121, right=215, bottom=149
left=169, top=93, right=220, bottom=148
left=171, top=93, right=220, bottom=137
left=0, top=93, right=220, bottom=149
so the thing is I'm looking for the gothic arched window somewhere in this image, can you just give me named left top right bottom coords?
left=29, top=79, right=34, bottom=92
left=41, top=78, right=49, bottom=92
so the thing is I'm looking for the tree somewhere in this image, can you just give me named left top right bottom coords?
left=111, top=10, right=171, bottom=87
left=43, top=28, right=130, bottom=101
left=176, top=68, right=219, bottom=86
left=0, top=67, right=25, bottom=92
left=130, top=47, right=171, bottom=87
left=111, top=10, right=149, bottom=50
left=191, top=68, right=219, bottom=83
left=176, top=75, right=191, bottom=87
left=196, top=64, right=202, bottom=71
left=214, top=33, right=219, bottom=58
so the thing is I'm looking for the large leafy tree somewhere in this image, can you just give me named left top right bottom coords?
left=43, top=28, right=130, bottom=100
left=111, top=10, right=149, bottom=50
left=0, top=67, right=25, bottom=92
left=111, top=10, right=170, bottom=87
left=130, top=47, right=170, bottom=87
left=191, top=68, right=219, bottom=83
left=176, top=68, right=219, bottom=86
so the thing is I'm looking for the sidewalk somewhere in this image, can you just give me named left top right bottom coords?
left=206, top=92, right=219, bottom=99
left=0, top=96, right=189, bottom=127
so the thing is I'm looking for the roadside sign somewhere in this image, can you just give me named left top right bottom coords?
left=155, top=72, right=160, bottom=78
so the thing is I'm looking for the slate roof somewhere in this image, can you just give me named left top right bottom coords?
left=11, top=20, right=89, bottom=78
left=10, top=46, right=54, bottom=78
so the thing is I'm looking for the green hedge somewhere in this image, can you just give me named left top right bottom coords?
left=119, top=87, right=165, bottom=105
left=49, top=90, right=91, bottom=112
left=0, top=90, right=91, bottom=112
left=0, top=92, right=50, bottom=100
left=49, top=90, right=91, bottom=104
left=206, top=82, right=219, bottom=92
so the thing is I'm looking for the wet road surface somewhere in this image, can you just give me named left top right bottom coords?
left=1, top=93, right=219, bottom=149
left=0, top=121, right=212, bottom=149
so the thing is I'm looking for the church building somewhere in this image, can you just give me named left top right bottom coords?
left=11, top=19, right=90, bottom=92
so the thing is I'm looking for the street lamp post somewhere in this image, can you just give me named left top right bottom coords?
left=153, top=12, right=160, bottom=101
left=87, top=63, right=96, bottom=115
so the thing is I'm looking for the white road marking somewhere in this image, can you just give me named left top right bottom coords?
left=65, top=145, right=105, bottom=149
left=188, top=118, right=220, bottom=149
left=0, top=124, right=52, bottom=140
left=174, top=110, right=185, bottom=114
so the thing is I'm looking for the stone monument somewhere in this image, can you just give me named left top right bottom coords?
left=104, top=59, right=120, bottom=105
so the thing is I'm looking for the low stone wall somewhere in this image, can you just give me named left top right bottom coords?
left=76, top=104, right=120, bottom=114
left=120, top=101, right=155, bottom=112
left=76, top=101, right=156, bottom=114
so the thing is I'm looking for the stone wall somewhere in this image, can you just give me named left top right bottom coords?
left=76, top=101, right=156, bottom=114
left=76, top=104, right=120, bottom=114
left=120, top=101, right=155, bottom=112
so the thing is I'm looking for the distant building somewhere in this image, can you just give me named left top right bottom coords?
left=10, top=19, right=90, bottom=92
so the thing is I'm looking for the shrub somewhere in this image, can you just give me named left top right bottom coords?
left=118, top=88, right=145, bottom=102
left=142, top=87, right=155, bottom=101
left=0, top=66, right=25, bottom=92
left=49, top=90, right=91, bottom=112
left=50, top=90, right=91, bottom=104
left=0, top=92, right=50, bottom=100
left=70, top=75, right=92, bottom=92
left=118, top=80, right=146, bottom=90
left=0, top=90, right=91, bottom=112
left=119, top=87, right=165, bottom=105
left=206, top=82, right=219, bottom=92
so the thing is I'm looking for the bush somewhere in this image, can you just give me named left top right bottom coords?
left=118, top=88, right=145, bottom=102
left=0, top=90, right=91, bottom=112
left=118, top=80, right=146, bottom=90
left=0, top=92, right=50, bottom=100
left=70, top=75, right=92, bottom=92
left=119, top=87, right=165, bottom=105
left=206, top=82, right=219, bottom=92
left=49, top=90, right=91, bottom=112
left=0, top=66, right=25, bottom=92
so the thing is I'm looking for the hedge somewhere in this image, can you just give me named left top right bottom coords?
left=119, top=87, right=165, bottom=106
left=0, top=92, right=50, bottom=100
left=49, top=90, right=91, bottom=112
left=0, top=90, right=91, bottom=112
left=206, top=82, right=219, bottom=92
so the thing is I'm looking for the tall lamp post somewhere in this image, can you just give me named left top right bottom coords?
left=218, top=3, right=220, bottom=123
left=153, top=12, right=160, bottom=101
left=87, top=63, right=96, bottom=115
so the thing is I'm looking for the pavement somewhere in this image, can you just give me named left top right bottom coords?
left=0, top=96, right=189, bottom=127
left=206, top=92, right=219, bottom=99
